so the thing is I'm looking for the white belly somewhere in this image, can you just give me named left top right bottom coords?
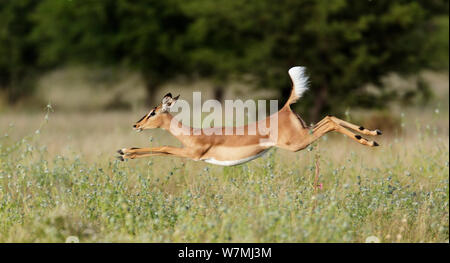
left=202, top=148, right=271, bottom=166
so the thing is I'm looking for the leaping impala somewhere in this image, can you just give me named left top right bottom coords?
left=117, top=66, right=381, bottom=166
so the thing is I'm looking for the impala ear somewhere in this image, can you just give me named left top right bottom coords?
left=161, top=93, right=179, bottom=112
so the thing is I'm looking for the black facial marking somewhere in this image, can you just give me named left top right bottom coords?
left=355, top=135, right=362, bottom=140
left=359, top=126, right=364, bottom=130
left=164, top=93, right=172, bottom=98
left=130, top=147, right=140, bottom=150
left=136, top=114, right=146, bottom=123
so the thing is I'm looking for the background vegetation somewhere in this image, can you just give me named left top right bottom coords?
left=1, top=0, right=448, bottom=118
left=0, top=0, right=448, bottom=242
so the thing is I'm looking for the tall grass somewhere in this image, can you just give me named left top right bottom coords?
left=0, top=107, right=448, bottom=242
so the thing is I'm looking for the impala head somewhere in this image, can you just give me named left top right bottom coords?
left=133, top=93, right=179, bottom=131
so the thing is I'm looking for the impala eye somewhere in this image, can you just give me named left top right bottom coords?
left=149, top=111, right=156, bottom=117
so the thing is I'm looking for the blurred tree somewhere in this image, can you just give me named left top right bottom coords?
left=2, top=0, right=448, bottom=116
left=264, top=0, right=449, bottom=121
left=179, top=0, right=272, bottom=101
left=175, top=0, right=449, bottom=120
left=31, top=0, right=190, bottom=105
left=0, top=0, right=39, bottom=103
left=423, top=15, right=449, bottom=70
left=192, top=0, right=448, bottom=121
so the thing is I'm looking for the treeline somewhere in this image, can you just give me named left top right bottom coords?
left=0, top=0, right=448, bottom=119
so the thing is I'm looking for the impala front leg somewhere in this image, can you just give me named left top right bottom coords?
left=117, top=146, right=195, bottom=161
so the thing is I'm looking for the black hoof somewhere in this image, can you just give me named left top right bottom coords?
left=359, top=126, right=365, bottom=130
left=376, top=129, right=382, bottom=135
left=116, top=155, right=124, bottom=161
left=355, top=135, right=362, bottom=140
left=373, top=141, right=379, bottom=146
left=117, top=149, right=124, bottom=155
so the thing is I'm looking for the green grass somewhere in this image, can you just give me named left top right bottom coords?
left=0, top=108, right=448, bottom=242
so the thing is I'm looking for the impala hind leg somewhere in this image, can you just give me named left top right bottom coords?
left=333, top=125, right=379, bottom=146
left=313, top=117, right=380, bottom=147
left=327, top=116, right=382, bottom=136
left=314, top=116, right=382, bottom=136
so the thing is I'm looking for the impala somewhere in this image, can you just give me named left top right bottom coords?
left=117, top=66, right=381, bottom=165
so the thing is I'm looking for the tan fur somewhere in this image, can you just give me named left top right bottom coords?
left=118, top=92, right=382, bottom=164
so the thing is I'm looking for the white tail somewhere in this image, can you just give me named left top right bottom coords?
left=286, top=66, right=309, bottom=105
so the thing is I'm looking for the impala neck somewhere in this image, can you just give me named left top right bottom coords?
left=160, top=112, right=178, bottom=130
left=160, top=113, right=193, bottom=144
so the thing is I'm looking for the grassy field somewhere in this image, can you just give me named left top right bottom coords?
left=0, top=107, right=448, bottom=243
left=0, top=70, right=448, bottom=243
